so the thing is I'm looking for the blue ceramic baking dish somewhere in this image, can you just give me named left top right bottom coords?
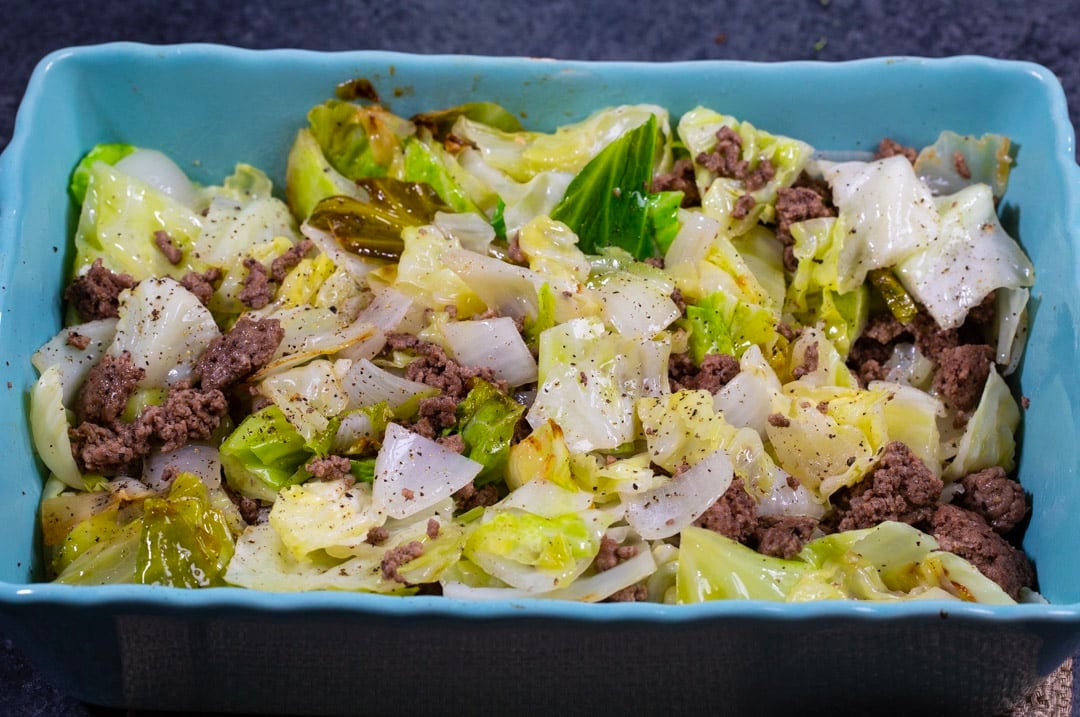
left=1, top=44, right=1078, bottom=715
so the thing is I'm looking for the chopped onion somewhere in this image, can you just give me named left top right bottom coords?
left=434, top=211, right=496, bottom=254
left=301, top=221, right=381, bottom=280
left=713, top=370, right=773, bottom=437
left=143, top=442, right=222, bottom=491
left=440, top=317, right=538, bottom=387
left=335, top=288, right=414, bottom=362
left=373, top=423, right=482, bottom=519
left=341, top=358, right=436, bottom=410
left=625, top=448, right=734, bottom=540
left=31, top=318, right=118, bottom=407
left=333, top=411, right=376, bottom=453
left=594, top=272, right=680, bottom=339
left=441, top=248, right=540, bottom=320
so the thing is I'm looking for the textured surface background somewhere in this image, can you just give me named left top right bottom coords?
left=1, top=0, right=1077, bottom=714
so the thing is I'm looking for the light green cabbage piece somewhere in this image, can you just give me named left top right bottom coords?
left=822, top=156, right=940, bottom=293
left=73, top=160, right=203, bottom=279
left=394, top=224, right=485, bottom=315
left=526, top=317, right=670, bottom=452
left=897, top=183, right=1035, bottom=330
left=944, top=366, right=1020, bottom=480
left=870, top=380, right=944, bottom=477
left=219, top=405, right=313, bottom=502
left=677, top=521, right=1013, bottom=604
left=402, top=133, right=485, bottom=214
left=636, top=390, right=724, bottom=474
left=285, top=128, right=365, bottom=222
left=914, top=130, right=1013, bottom=199
left=54, top=509, right=141, bottom=585
left=684, top=288, right=779, bottom=364
left=269, top=478, right=386, bottom=560
left=457, top=149, right=573, bottom=238
left=259, top=359, right=349, bottom=447
left=517, top=216, right=591, bottom=283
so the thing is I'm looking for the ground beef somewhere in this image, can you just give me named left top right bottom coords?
left=767, top=413, right=790, bottom=428
left=139, top=384, right=228, bottom=452
left=743, top=160, right=775, bottom=192
left=153, top=230, right=183, bottom=265
left=402, top=338, right=501, bottom=403
left=366, top=526, right=390, bottom=546
left=426, top=518, right=441, bottom=539
left=697, top=126, right=746, bottom=178
left=410, top=394, right=459, bottom=439
left=69, top=419, right=153, bottom=475
left=381, top=541, right=425, bottom=583
left=952, top=151, right=972, bottom=179
left=874, top=138, right=917, bottom=164
left=454, top=481, right=500, bottom=512
left=74, top=351, right=144, bottom=425
left=384, top=332, right=421, bottom=352
left=754, top=515, right=818, bottom=559
left=774, top=186, right=836, bottom=271
left=306, top=455, right=353, bottom=481
left=604, top=584, right=649, bottom=602
left=594, top=537, right=639, bottom=572
left=836, top=441, right=944, bottom=532
left=180, top=267, right=222, bottom=307
left=732, top=193, right=756, bottom=219
left=269, top=239, right=314, bottom=282
left=63, top=258, right=137, bottom=321
left=238, top=257, right=272, bottom=309
left=930, top=504, right=1034, bottom=600
left=669, top=352, right=739, bottom=393
left=847, top=309, right=966, bottom=387
left=792, top=342, right=820, bottom=379
left=506, top=234, right=527, bottom=264
left=956, top=466, right=1028, bottom=534
left=194, top=316, right=284, bottom=391
left=66, top=332, right=91, bottom=350
left=693, top=477, right=758, bottom=543
left=237, top=496, right=262, bottom=525
left=670, top=287, right=687, bottom=315
left=650, top=158, right=701, bottom=207
left=436, top=433, right=467, bottom=454
left=932, top=344, right=995, bottom=413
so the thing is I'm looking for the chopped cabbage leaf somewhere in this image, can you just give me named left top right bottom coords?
left=220, top=405, right=312, bottom=502
left=914, top=130, right=1013, bottom=199
left=944, top=366, right=1020, bottom=480
left=457, top=379, right=527, bottom=486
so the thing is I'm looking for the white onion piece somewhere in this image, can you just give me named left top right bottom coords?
left=115, top=148, right=198, bottom=208
left=373, top=423, right=482, bottom=519
left=333, top=411, right=376, bottom=453
left=108, top=277, right=220, bottom=387
left=713, top=370, right=773, bottom=437
left=30, top=366, right=86, bottom=490
left=301, top=222, right=381, bottom=280
left=32, top=318, right=118, bottom=407
left=441, top=248, right=540, bottom=320
left=665, top=209, right=719, bottom=269
left=341, top=358, right=436, bottom=410
left=625, top=448, right=734, bottom=540
left=434, top=211, right=496, bottom=254
left=143, top=442, right=222, bottom=491
left=440, top=582, right=531, bottom=601
left=335, top=288, right=414, bottom=362
left=441, top=317, right=537, bottom=387
left=995, top=288, right=1029, bottom=375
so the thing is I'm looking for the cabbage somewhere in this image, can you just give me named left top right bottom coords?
left=107, top=277, right=220, bottom=388
left=508, top=420, right=575, bottom=492
left=306, top=99, right=412, bottom=180
left=526, top=317, right=670, bottom=452
left=439, top=317, right=537, bottom=388
left=340, top=358, right=437, bottom=413
left=137, top=472, right=236, bottom=587
left=270, top=477, right=386, bottom=559
left=457, top=150, right=573, bottom=238
left=517, top=216, right=591, bottom=283
left=944, top=366, right=1020, bottom=480
left=285, top=128, right=364, bottom=221
left=787, top=328, right=859, bottom=390
left=394, top=224, right=484, bottom=314
left=30, top=365, right=85, bottom=490
left=994, top=288, right=1029, bottom=374
left=373, top=423, right=482, bottom=519
left=31, top=318, right=118, bottom=407
left=69, top=143, right=135, bottom=206
left=636, top=390, right=724, bottom=474
left=456, top=380, right=527, bottom=485
left=569, top=451, right=664, bottom=501
left=402, top=134, right=482, bottom=214
left=434, top=211, right=497, bottom=255
left=593, top=270, right=681, bottom=339
left=677, top=521, right=1014, bottom=603
left=53, top=509, right=141, bottom=585
left=896, top=184, right=1035, bottom=330
left=219, top=405, right=312, bottom=501
left=249, top=305, right=380, bottom=378
left=870, top=381, right=944, bottom=476
left=115, top=149, right=199, bottom=208
left=259, top=359, right=350, bottom=446
left=914, top=130, right=1013, bottom=199
left=684, top=289, right=778, bottom=364
left=821, top=156, right=940, bottom=292
left=73, top=159, right=203, bottom=279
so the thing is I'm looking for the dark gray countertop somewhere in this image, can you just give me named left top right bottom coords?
left=1, top=0, right=1077, bottom=714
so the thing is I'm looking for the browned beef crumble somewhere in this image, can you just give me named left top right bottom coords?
left=454, top=481, right=500, bottom=512
left=604, top=584, right=650, bottom=602
left=426, top=518, right=441, bottom=539
left=650, top=157, right=701, bottom=207
left=436, top=433, right=467, bottom=454
left=365, top=526, right=390, bottom=546
left=767, top=413, right=791, bottom=428
left=732, top=193, right=756, bottom=219
left=397, top=336, right=503, bottom=403
left=835, top=441, right=943, bottom=532
left=506, top=234, right=527, bottom=264
left=269, top=239, right=315, bottom=282
left=774, top=186, right=836, bottom=272
left=381, top=541, right=425, bottom=583
left=69, top=419, right=153, bottom=475
left=933, top=344, right=995, bottom=413
left=930, top=503, right=1034, bottom=600
left=306, top=455, right=354, bottom=482
left=693, top=477, right=758, bottom=543
left=63, top=258, right=137, bottom=321
left=410, top=394, right=459, bottom=439
left=238, top=257, right=272, bottom=309
left=139, top=384, right=228, bottom=452
left=669, top=352, right=739, bottom=394
left=956, top=466, right=1028, bottom=534
left=792, top=342, right=820, bottom=379
left=194, top=316, right=284, bottom=391
left=595, top=537, right=640, bottom=572
left=697, top=126, right=746, bottom=178
left=754, top=515, right=819, bottom=559
left=66, top=332, right=91, bottom=350
left=74, top=351, right=145, bottom=425
left=952, top=150, right=972, bottom=179
left=670, top=287, right=687, bottom=315
left=153, top=230, right=183, bottom=265
left=180, top=267, right=222, bottom=307
left=874, top=138, right=917, bottom=164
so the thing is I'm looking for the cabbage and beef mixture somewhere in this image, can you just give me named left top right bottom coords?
left=30, top=90, right=1038, bottom=603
